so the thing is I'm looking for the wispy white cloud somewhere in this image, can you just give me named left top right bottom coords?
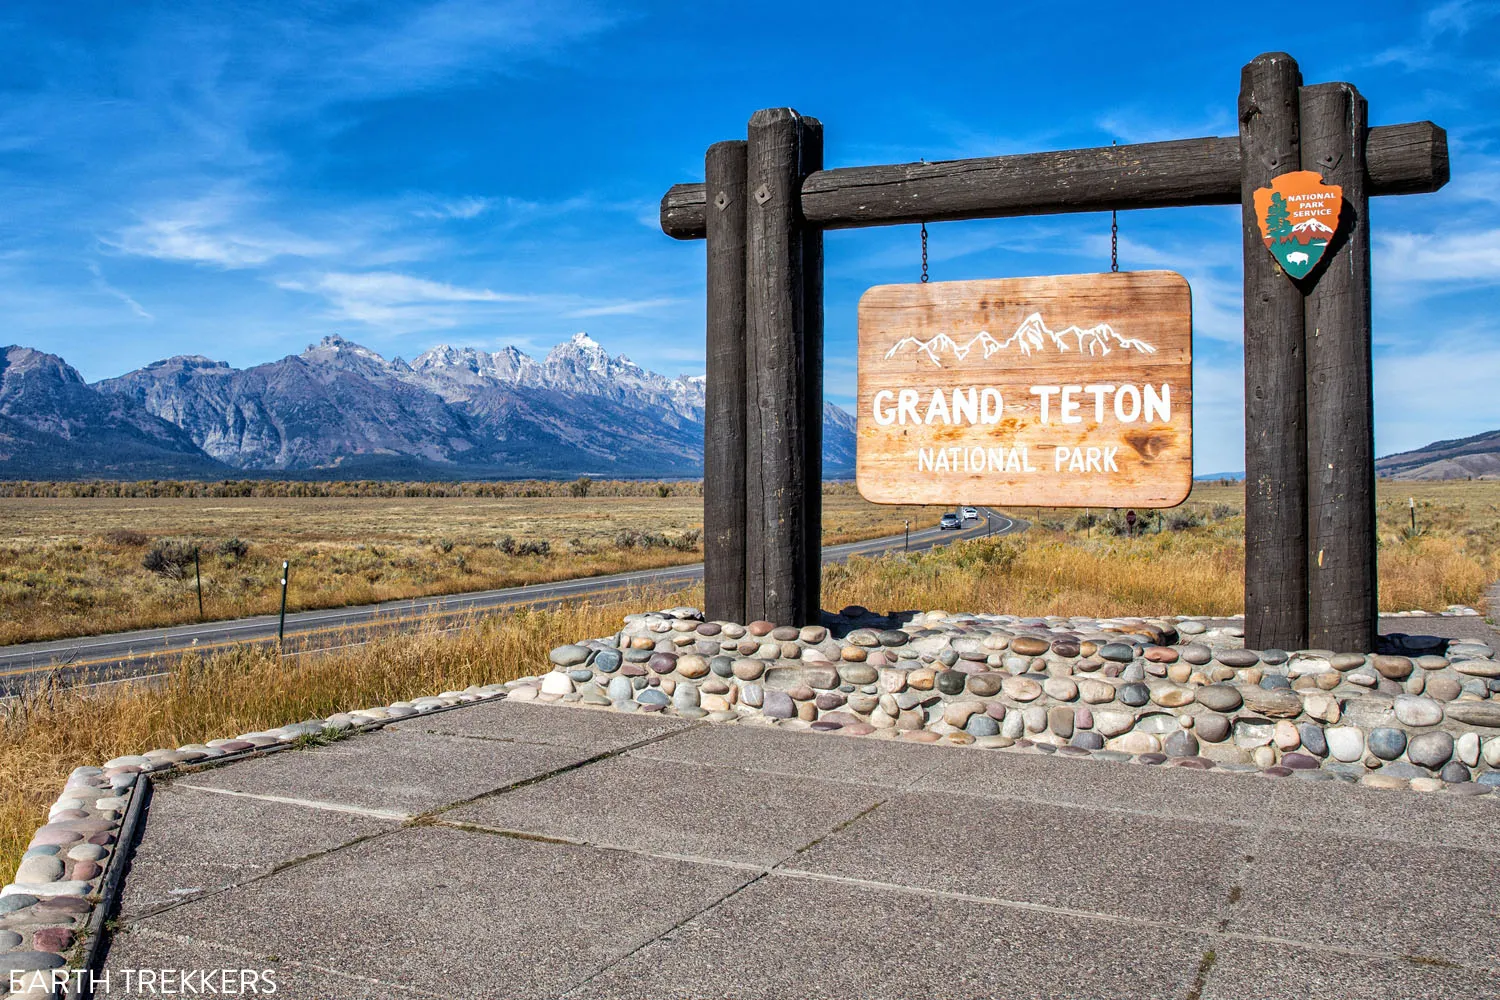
left=278, top=270, right=534, bottom=328
left=1375, top=226, right=1500, bottom=285
left=567, top=297, right=684, bottom=318
left=106, top=193, right=342, bottom=268
left=86, top=262, right=153, bottom=320
left=1370, top=0, right=1500, bottom=71
left=413, top=196, right=496, bottom=221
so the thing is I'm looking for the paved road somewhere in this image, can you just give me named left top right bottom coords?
left=0, top=509, right=1020, bottom=694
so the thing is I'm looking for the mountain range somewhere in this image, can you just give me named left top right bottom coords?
left=884, top=313, right=1158, bottom=367
left=0, top=334, right=859, bottom=480
left=1375, top=428, right=1500, bottom=480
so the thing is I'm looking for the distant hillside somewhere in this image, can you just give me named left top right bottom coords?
left=0, top=335, right=859, bottom=480
left=1376, top=429, right=1500, bottom=481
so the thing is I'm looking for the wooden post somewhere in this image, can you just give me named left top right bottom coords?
left=1240, top=52, right=1309, bottom=650
left=745, top=108, right=813, bottom=625
left=1302, top=83, right=1377, bottom=651
left=703, top=140, right=749, bottom=623
left=799, top=118, right=825, bottom=625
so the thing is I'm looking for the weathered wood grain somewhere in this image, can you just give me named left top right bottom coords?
left=660, top=122, right=1449, bottom=239
left=745, top=108, right=811, bottom=625
left=1241, top=52, right=1309, bottom=651
left=855, top=272, right=1192, bottom=508
left=704, top=140, right=749, bottom=623
left=798, top=118, right=825, bottom=626
left=1302, top=83, right=1377, bottom=652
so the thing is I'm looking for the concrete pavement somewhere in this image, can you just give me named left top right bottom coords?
left=100, top=699, right=1499, bottom=999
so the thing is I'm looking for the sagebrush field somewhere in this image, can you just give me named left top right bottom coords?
left=0, top=483, right=943, bottom=645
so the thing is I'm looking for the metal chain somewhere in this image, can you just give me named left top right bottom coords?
left=920, top=222, right=929, bottom=283
left=1110, top=140, right=1119, bottom=272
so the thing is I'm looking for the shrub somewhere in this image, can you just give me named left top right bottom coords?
left=1069, top=512, right=1099, bottom=532
left=569, top=476, right=593, bottom=498
left=142, top=539, right=198, bottom=579
left=515, top=539, right=551, bottom=557
left=1167, top=509, right=1206, bottom=531
left=495, top=535, right=516, bottom=555
left=216, top=537, right=249, bottom=560
left=103, top=529, right=149, bottom=547
left=566, top=537, right=598, bottom=555
left=655, top=484, right=672, bottom=498
left=435, top=538, right=455, bottom=554
left=614, top=530, right=641, bottom=550
left=1210, top=503, right=1240, bottom=521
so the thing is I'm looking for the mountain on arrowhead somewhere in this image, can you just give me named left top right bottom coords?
left=2, top=334, right=857, bottom=479
left=882, top=313, right=1156, bottom=367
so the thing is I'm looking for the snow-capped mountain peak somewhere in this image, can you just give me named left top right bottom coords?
left=883, top=313, right=1158, bottom=366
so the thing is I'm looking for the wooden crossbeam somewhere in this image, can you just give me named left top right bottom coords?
left=660, top=122, right=1447, bottom=239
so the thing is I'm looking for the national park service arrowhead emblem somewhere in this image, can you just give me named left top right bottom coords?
left=1253, top=170, right=1342, bottom=280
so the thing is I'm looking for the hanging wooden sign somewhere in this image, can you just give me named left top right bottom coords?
left=1253, top=170, right=1342, bottom=280
left=856, top=271, right=1193, bottom=508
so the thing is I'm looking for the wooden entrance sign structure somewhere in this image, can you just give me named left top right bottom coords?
left=661, top=52, right=1448, bottom=648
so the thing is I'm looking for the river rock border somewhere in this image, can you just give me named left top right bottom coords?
left=521, top=605, right=1500, bottom=792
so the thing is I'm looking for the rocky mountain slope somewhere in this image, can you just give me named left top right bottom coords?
left=1, top=334, right=858, bottom=479
left=1377, top=428, right=1500, bottom=480
left=0, top=347, right=226, bottom=478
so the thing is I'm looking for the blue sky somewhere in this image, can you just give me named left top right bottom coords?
left=1, top=1, right=1496, bottom=473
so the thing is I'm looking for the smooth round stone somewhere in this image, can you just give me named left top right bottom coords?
left=1000, top=676, right=1042, bottom=701
left=32, top=925, right=74, bottom=953
left=877, top=630, right=909, bottom=647
left=606, top=676, right=635, bottom=703
left=1043, top=677, right=1078, bottom=701
left=1, top=951, right=65, bottom=972
left=1215, top=648, right=1260, bottom=668
left=0, top=894, right=37, bottom=914
left=565, top=668, right=594, bottom=684
left=1010, top=636, right=1050, bottom=656
left=1071, top=732, right=1105, bottom=750
left=1093, top=711, right=1134, bottom=737
left=1425, top=676, right=1461, bottom=701
left=1164, top=730, right=1199, bottom=757
left=1446, top=702, right=1500, bottom=728
left=0, top=929, right=20, bottom=949
left=1098, top=642, right=1135, bottom=663
left=1076, top=679, right=1113, bottom=704
left=1281, top=751, right=1320, bottom=770
left=709, top=655, right=734, bottom=677
left=636, top=688, right=669, bottom=707
left=1297, top=723, right=1328, bottom=757
left=1363, top=727, right=1406, bottom=761
left=1117, top=683, right=1150, bottom=707
left=1477, top=772, right=1500, bottom=788
left=1326, top=727, right=1365, bottom=762
left=1196, top=715, right=1231, bottom=743
left=1372, top=655, right=1413, bottom=680
left=648, top=652, right=679, bottom=674
left=1440, top=761, right=1471, bottom=783
left=841, top=646, right=868, bottom=662
left=1022, top=706, right=1047, bottom=733
left=1149, top=684, right=1193, bottom=708
left=1393, top=695, right=1444, bottom=728
left=965, top=715, right=1000, bottom=738
left=1179, top=643, right=1213, bottom=665
left=1407, top=731, right=1454, bottom=769
left=762, top=691, right=795, bottom=719
left=549, top=644, right=592, bottom=667
left=1259, top=674, right=1292, bottom=690
left=1048, top=706, right=1075, bottom=739
left=732, top=659, right=765, bottom=681
left=1137, top=751, right=1167, bottom=764
left=1143, top=646, right=1179, bottom=664
left=839, top=663, right=878, bottom=686
left=16, top=857, right=64, bottom=883
left=675, top=655, right=709, bottom=679
left=1456, top=732, right=1480, bottom=767
left=1196, top=684, right=1243, bottom=712
left=1259, top=648, right=1289, bottom=665
left=963, top=673, right=1001, bottom=697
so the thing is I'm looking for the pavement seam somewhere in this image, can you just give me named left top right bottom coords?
left=170, top=783, right=415, bottom=821
left=415, top=720, right=704, bottom=821
left=430, top=818, right=774, bottom=874
left=108, top=925, right=448, bottom=999
left=768, top=867, right=1500, bottom=976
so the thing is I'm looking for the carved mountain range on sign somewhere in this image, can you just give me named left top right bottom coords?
left=883, top=313, right=1157, bottom=367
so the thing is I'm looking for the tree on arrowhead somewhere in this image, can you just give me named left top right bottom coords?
left=1265, top=192, right=1293, bottom=243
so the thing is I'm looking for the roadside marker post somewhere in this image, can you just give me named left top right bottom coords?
left=194, top=548, right=204, bottom=621
left=278, top=561, right=290, bottom=651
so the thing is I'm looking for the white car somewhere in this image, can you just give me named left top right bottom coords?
left=961, top=506, right=980, bottom=520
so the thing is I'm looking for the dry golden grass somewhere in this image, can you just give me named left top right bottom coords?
left=0, top=485, right=940, bottom=645
left=0, top=585, right=698, bottom=886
